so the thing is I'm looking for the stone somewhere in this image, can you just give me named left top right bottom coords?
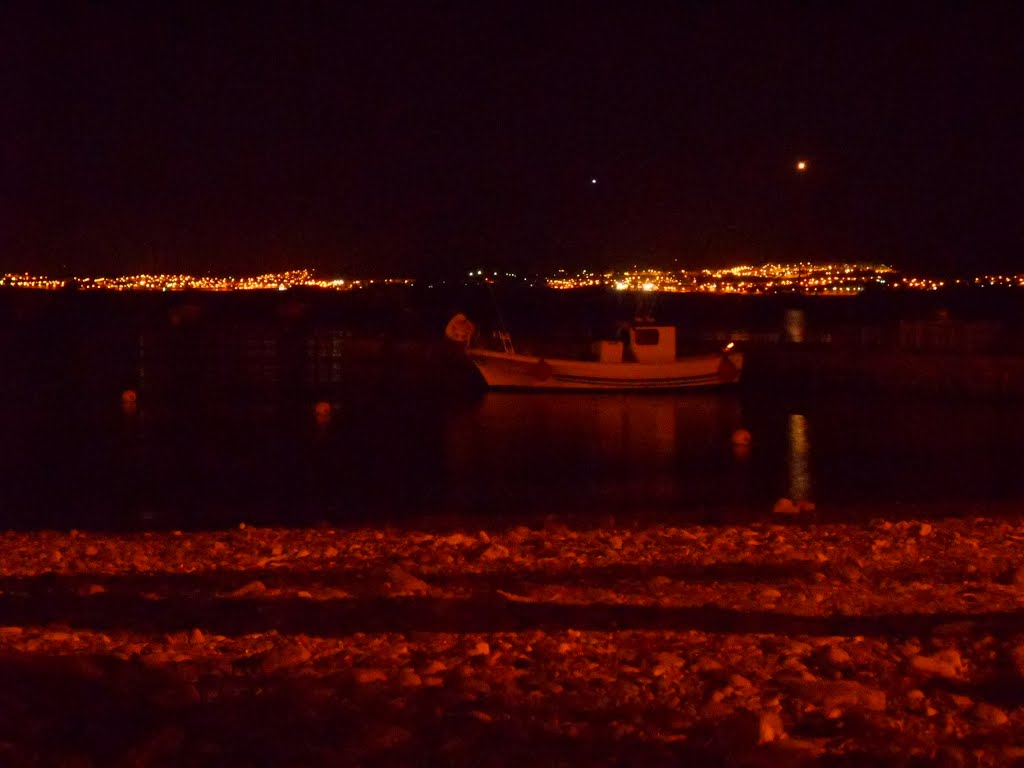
left=729, top=674, right=754, bottom=692
left=824, top=646, right=852, bottom=667
left=909, top=651, right=963, bottom=680
left=398, top=667, right=422, bottom=687
left=257, top=643, right=312, bottom=674
left=973, top=702, right=1009, bottom=727
left=469, top=641, right=490, bottom=657
left=791, top=680, right=886, bottom=712
left=694, top=657, right=725, bottom=675
left=353, top=667, right=388, bottom=684
left=758, top=711, right=786, bottom=744
left=950, top=694, right=973, bottom=710
left=479, top=543, right=511, bottom=561
left=655, top=651, right=685, bottom=670
left=384, top=566, right=430, bottom=596
left=229, top=580, right=267, bottom=598
left=772, top=498, right=799, bottom=516
left=422, top=660, right=447, bottom=675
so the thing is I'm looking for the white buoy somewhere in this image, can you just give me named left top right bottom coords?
left=731, top=429, right=752, bottom=446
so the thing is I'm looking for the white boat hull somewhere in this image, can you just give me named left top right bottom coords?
left=467, top=348, right=743, bottom=391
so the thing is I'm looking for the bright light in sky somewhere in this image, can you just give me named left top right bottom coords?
left=591, top=178, right=597, bottom=184
left=796, top=160, right=808, bottom=172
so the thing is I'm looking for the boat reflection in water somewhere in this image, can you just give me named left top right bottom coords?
left=444, top=392, right=750, bottom=517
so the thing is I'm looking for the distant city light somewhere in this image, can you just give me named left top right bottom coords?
left=0, top=262, right=997, bottom=296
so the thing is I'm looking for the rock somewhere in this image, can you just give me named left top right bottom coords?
left=443, top=532, right=476, bottom=547
left=353, top=667, right=388, bottom=684
left=758, top=711, right=786, bottom=744
left=78, top=583, right=106, bottom=596
left=919, top=523, right=933, bottom=537
left=831, top=558, right=863, bottom=582
left=729, top=674, right=754, bottom=692
left=824, top=646, right=852, bottom=667
left=791, top=680, right=886, bottom=712
left=909, top=650, right=963, bottom=680
left=906, top=689, right=926, bottom=711
left=1011, top=643, right=1024, bottom=676
left=469, top=641, right=490, bottom=657
left=760, top=588, right=782, bottom=601
left=785, top=641, right=813, bottom=657
left=655, top=651, right=685, bottom=670
left=398, top=667, right=422, bottom=687
left=772, top=498, right=799, bottom=516
left=229, top=580, right=267, bottom=598
left=384, top=566, right=430, bottom=596
left=609, top=535, right=623, bottom=550
left=257, top=642, right=312, bottom=674
left=694, top=657, right=725, bottom=676
left=84, top=544, right=99, bottom=557
left=479, top=543, right=511, bottom=561
left=950, top=694, right=973, bottom=710
left=422, top=660, right=447, bottom=675
left=506, top=526, right=532, bottom=543
left=973, top=702, right=1009, bottom=727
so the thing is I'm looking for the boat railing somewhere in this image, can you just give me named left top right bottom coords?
left=496, top=330, right=515, bottom=354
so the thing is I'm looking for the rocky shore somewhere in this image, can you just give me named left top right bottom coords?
left=2, top=514, right=1024, bottom=766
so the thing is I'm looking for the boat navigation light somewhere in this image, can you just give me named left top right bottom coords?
left=724, top=342, right=735, bottom=351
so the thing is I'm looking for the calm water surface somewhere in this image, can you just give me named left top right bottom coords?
left=2, top=387, right=1022, bottom=530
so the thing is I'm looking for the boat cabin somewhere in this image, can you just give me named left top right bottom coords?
left=592, top=325, right=677, bottom=364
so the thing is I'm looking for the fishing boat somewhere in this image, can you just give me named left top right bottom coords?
left=446, top=314, right=743, bottom=391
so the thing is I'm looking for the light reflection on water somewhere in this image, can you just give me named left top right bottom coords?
left=787, top=414, right=812, bottom=502
left=2, top=385, right=1024, bottom=530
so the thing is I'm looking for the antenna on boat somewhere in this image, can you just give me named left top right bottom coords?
left=634, top=290, right=657, bottom=323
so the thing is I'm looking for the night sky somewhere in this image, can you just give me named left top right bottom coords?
left=2, top=3, right=1022, bottom=278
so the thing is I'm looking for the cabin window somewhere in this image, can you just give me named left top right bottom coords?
left=633, top=328, right=659, bottom=346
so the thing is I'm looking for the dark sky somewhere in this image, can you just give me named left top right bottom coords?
left=2, top=3, right=1023, bottom=277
